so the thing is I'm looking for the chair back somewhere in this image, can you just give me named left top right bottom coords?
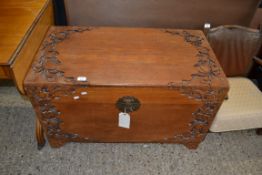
left=206, top=25, right=262, bottom=77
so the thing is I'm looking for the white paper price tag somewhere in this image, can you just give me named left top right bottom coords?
left=118, top=112, right=130, bottom=129
left=204, top=23, right=211, bottom=28
left=77, top=76, right=87, bottom=82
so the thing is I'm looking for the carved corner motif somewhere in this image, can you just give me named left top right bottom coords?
left=32, top=27, right=92, bottom=82
left=26, top=85, right=88, bottom=147
left=165, top=30, right=225, bottom=142
left=27, top=27, right=92, bottom=146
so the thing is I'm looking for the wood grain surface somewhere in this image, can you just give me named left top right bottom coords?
left=0, top=0, right=49, bottom=65
left=54, top=87, right=200, bottom=141
left=0, top=0, right=53, bottom=94
left=10, top=0, right=54, bottom=94
left=25, top=27, right=228, bottom=88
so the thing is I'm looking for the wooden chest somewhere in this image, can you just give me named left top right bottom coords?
left=24, top=27, right=229, bottom=149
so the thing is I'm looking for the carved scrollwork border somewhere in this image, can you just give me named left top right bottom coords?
left=26, top=85, right=89, bottom=145
left=32, top=27, right=92, bottom=82
left=27, top=27, right=92, bottom=145
left=165, top=30, right=226, bottom=143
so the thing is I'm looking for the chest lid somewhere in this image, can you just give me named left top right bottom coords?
left=25, top=26, right=228, bottom=88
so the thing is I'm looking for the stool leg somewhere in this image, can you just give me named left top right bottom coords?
left=256, top=128, right=262, bottom=135
left=36, top=117, right=46, bottom=150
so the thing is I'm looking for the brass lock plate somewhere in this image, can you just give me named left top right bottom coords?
left=116, top=96, right=141, bottom=113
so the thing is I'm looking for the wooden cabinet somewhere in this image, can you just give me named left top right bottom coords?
left=0, top=0, right=54, bottom=94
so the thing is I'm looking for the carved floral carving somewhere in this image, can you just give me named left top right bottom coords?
left=26, top=27, right=91, bottom=146
left=165, top=30, right=226, bottom=143
left=33, top=27, right=92, bottom=82
left=26, top=85, right=89, bottom=146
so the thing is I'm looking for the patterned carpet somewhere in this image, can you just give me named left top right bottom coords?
left=0, top=85, right=261, bottom=175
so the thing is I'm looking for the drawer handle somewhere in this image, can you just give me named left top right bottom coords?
left=116, top=96, right=141, bottom=113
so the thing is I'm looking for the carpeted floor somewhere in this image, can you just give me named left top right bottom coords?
left=0, top=85, right=261, bottom=175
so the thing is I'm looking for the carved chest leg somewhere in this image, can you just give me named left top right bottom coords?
left=256, top=128, right=262, bottom=135
left=47, top=137, right=67, bottom=148
left=36, top=117, right=46, bottom=150
left=183, top=142, right=200, bottom=149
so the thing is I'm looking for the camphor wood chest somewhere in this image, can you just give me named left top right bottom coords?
left=24, top=26, right=229, bottom=149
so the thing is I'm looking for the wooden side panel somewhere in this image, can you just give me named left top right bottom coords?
left=10, top=0, right=54, bottom=94
left=0, top=66, right=11, bottom=79
left=64, top=0, right=260, bottom=28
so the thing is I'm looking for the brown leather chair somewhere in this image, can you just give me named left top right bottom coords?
left=204, top=24, right=262, bottom=132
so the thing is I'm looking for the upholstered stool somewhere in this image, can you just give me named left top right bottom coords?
left=210, top=77, right=262, bottom=132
